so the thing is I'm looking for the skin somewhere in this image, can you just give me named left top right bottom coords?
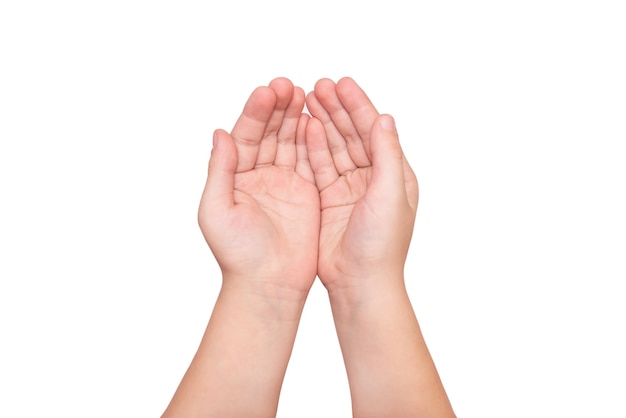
left=161, top=77, right=456, bottom=418
left=161, top=78, right=319, bottom=418
left=306, top=77, right=456, bottom=417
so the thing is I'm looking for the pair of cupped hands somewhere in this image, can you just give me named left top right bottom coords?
left=198, top=77, right=419, bottom=301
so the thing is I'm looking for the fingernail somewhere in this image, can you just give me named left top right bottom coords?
left=380, top=115, right=396, bottom=132
left=212, top=130, right=218, bottom=148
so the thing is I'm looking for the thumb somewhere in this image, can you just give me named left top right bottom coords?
left=201, top=129, right=237, bottom=211
left=368, top=114, right=406, bottom=201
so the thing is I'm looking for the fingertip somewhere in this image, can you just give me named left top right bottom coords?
left=314, top=77, right=334, bottom=89
left=378, top=114, right=397, bottom=133
left=209, top=129, right=233, bottom=167
left=336, top=77, right=360, bottom=94
left=293, top=86, right=307, bottom=106
left=305, top=90, right=319, bottom=109
left=212, top=128, right=227, bottom=149
left=297, top=113, right=311, bottom=132
left=268, top=77, right=294, bottom=106
left=370, top=114, right=403, bottom=165
left=251, top=84, right=275, bottom=97
left=293, top=86, right=306, bottom=100
left=291, top=86, right=306, bottom=110
left=269, top=76, right=294, bottom=87
left=249, top=85, right=277, bottom=106
left=336, top=76, right=356, bottom=87
left=305, top=116, right=323, bottom=134
left=239, top=86, right=277, bottom=126
left=314, top=78, right=337, bottom=100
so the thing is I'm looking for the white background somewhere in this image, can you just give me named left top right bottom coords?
left=1, top=1, right=625, bottom=417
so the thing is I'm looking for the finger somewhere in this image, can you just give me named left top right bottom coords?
left=274, top=86, right=305, bottom=169
left=404, top=155, right=419, bottom=212
left=368, top=115, right=407, bottom=202
left=306, top=89, right=361, bottom=173
left=255, top=77, right=294, bottom=167
left=295, top=113, right=315, bottom=184
left=335, top=77, right=381, bottom=160
left=230, top=86, right=277, bottom=172
left=313, top=78, right=371, bottom=167
left=305, top=117, right=340, bottom=191
left=200, top=129, right=237, bottom=214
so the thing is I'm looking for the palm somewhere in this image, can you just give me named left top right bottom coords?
left=317, top=167, right=371, bottom=278
left=199, top=78, right=319, bottom=293
left=227, top=166, right=320, bottom=281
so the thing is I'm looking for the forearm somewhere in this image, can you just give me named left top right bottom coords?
left=162, top=279, right=307, bottom=418
left=329, top=277, right=455, bottom=418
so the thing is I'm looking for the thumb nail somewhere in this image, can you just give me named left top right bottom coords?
left=380, top=115, right=396, bottom=132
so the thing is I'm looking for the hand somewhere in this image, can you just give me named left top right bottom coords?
left=305, top=78, right=455, bottom=418
left=198, top=77, right=319, bottom=299
left=305, top=77, right=419, bottom=292
left=163, top=79, right=320, bottom=418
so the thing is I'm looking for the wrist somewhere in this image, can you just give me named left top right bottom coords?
left=219, top=273, right=310, bottom=322
left=326, top=272, right=408, bottom=315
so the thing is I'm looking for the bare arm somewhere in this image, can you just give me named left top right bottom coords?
left=162, top=78, right=319, bottom=418
left=306, top=77, right=455, bottom=417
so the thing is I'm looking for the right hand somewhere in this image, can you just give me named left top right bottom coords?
left=305, top=78, right=419, bottom=293
left=198, top=77, right=320, bottom=299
